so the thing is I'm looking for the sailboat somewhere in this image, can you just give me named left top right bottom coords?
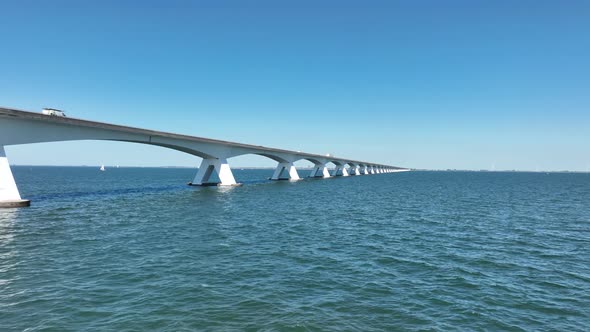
left=100, top=164, right=105, bottom=171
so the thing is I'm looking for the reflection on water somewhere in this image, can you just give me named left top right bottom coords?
left=0, top=208, right=20, bottom=288
left=0, top=208, right=19, bottom=242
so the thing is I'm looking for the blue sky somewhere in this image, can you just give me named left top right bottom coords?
left=1, top=0, right=588, bottom=171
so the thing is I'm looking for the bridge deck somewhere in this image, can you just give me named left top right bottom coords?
left=0, top=106, right=402, bottom=169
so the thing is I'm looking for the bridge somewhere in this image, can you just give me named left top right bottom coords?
left=0, top=106, right=409, bottom=207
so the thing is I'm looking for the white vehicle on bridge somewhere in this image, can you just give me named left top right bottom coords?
left=42, top=108, right=67, bottom=117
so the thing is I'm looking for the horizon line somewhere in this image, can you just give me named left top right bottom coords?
left=11, top=164, right=590, bottom=173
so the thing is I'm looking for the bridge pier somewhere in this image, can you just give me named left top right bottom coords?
left=271, top=162, right=300, bottom=181
left=352, top=165, right=361, bottom=175
left=0, top=146, right=30, bottom=208
left=332, top=165, right=349, bottom=177
left=341, top=166, right=349, bottom=176
left=309, top=164, right=330, bottom=178
left=189, top=158, right=239, bottom=186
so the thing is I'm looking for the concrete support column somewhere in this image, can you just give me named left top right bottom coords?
left=331, top=166, right=338, bottom=176
left=332, top=165, right=349, bottom=177
left=352, top=165, right=361, bottom=175
left=0, top=146, right=30, bottom=207
left=309, top=164, right=330, bottom=178
left=190, top=157, right=238, bottom=186
left=341, top=166, right=349, bottom=177
left=309, top=165, right=319, bottom=178
left=331, top=166, right=339, bottom=176
left=271, top=162, right=300, bottom=181
left=321, top=165, right=331, bottom=178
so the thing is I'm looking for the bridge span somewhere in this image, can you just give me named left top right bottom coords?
left=0, top=106, right=409, bottom=207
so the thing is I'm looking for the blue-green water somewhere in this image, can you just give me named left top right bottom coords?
left=1, top=167, right=589, bottom=331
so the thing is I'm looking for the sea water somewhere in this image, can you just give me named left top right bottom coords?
left=1, top=167, right=589, bottom=331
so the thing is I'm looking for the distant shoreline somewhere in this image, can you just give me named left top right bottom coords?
left=12, top=165, right=278, bottom=170
left=11, top=165, right=589, bottom=173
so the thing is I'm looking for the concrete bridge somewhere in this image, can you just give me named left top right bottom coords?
left=0, top=106, right=409, bottom=207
